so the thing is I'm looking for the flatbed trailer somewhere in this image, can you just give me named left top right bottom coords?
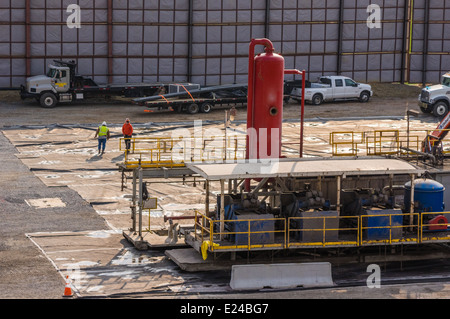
left=134, top=83, right=248, bottom=114
left=19, top=60, right=170, bottom=108
left=141, top=96, right=248, bottom=114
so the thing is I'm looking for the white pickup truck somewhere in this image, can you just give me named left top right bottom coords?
left=289, top=75, right=373, bottom=105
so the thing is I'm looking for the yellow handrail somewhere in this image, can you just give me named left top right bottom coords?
left=120, top=135, right=246, bottom=169
left=193, top=210, right=450, bottom=253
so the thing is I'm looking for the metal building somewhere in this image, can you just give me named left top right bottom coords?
left=0, top=0, right=448, bottom=87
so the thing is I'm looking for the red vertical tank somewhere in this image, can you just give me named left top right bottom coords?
left=246, top=39, right=285, bottom=160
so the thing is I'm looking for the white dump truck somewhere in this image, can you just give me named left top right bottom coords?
left=289, top=75, right=373, bottom=105
left=418, top=72, right=450, bottom=117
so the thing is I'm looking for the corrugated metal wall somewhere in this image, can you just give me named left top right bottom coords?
left=0, top=0, right=448, bottom=87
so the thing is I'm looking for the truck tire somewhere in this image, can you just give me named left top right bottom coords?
left=359, top=91, right=370, bottom=103
left=312, top=94, right=323, bottom=105
left=200, top=103, right=212, bottom=113
left=186, top=103, right=199, bottom=114
left=420, top=105, right=432, bottom=113
left=433, top=101, right=449, bottom=117
left=39, top=92, right=57, bottom=108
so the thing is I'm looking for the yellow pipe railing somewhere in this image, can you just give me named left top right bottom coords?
left=119, top=135, right=246, bottom=169
left=193, top=210, right=450, bottom=253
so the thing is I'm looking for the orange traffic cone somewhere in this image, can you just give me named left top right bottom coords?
left=63, top=275, right=73, bottom=297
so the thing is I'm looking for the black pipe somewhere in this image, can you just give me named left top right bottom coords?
left=0, top=87, right=21, bottom=90
left=187, top=0, right=193, bottom=83
left=422, top=0, right=430, bottom=86
left=336, top=0, right=344, bottom=75
left=400, top=1, right=410, bottom=84
left=264, top=0, right=270, bottom=38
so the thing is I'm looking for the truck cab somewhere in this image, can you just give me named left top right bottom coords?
left=418, top=73, right=450, bottom=117
left=46, top=65, right=70, bottom=92
left=20, top=60, right=77, bottom=108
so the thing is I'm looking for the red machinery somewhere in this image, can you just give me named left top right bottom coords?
left=429, top=215, right=448, bottom=231
left=422, top=111, right=450, bottom=158
left=246, top=38, right=305, bottom=161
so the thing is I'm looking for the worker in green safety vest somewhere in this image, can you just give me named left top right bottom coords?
left=94, top=121, right=110, bottom=155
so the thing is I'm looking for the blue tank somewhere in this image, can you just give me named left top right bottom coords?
left=404, top=179, right=445, bottom=213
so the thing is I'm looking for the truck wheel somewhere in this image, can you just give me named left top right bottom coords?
left=433, top=102, right=449, bottom=117
left=186, top=103, right=199, bottom=114
left=359, top=91, right=370, bottom=103
left=39, top=92, right=57, bottom=108
left=312, top=94, right=323, bottom=105
left=420, top=105, right=431, bottom=113
left=200, top=103, right=212, bottom=113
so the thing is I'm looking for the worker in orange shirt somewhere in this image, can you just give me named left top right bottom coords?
left=122, top=118, right=133, bottom=153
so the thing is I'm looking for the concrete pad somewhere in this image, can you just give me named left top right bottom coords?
left=27, top=230, right=187, bottom=297
left=122, top=230, right=189, bottom=250
left=229, top=262, right=334, bottom=290
left=166, top=248, right=232, bottom=272
left=25, top=197, right=66, bottom=208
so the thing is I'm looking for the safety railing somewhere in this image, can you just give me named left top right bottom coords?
left=193, top=211, right=450, bottom=253
left=329, top=131, right=365, bottom=156
left=120, top=135, right=246, bottom=169
left=366, top=130, right=402, bottom=156
left=360, top=213, right=420, bottom=245
left=287, top=215, right=360, bottom=248
left=194, top=210, right=286, bottom=251
left=421, top=212, right=450, bottom=242
left=399, top=135, right=420, bottom=156
left=329, top=129, right=422, bottom=157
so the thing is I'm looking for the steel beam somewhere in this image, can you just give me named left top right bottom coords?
left=107, top=0, right=113, bottom=83
left=187, top=0, right=193, bottom=82
left=25, top=0, right=31, bottom=78
left=336, top=0, right=344, bottom=75
left=422, top=0, right=430, bottom=86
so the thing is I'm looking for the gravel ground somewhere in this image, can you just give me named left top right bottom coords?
left=0, top=131, right=108, bottom=298
left=0, top=83, right=423, bottom=128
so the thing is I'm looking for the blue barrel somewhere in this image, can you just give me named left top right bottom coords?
left=404, top=179, right=445, bottom=213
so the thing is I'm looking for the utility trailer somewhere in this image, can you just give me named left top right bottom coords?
left=20, top=60, right=169, bottom=108
left=133, top=83, right=248, bottom=114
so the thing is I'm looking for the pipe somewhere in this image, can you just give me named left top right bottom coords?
left=284, top=69, right=306, bottom=158
left=138, top=168, right=143, bottom=239
left=25, top=0, right=31, bottom=78
left=187, top=0, right=194, bottom=82
left=400, top=146, right=436, bottom=163
left=107, top=0, right=113, bottom=83
left=337, top=0, right=344, bottom=75
left=400, top=1, right=409, bottom=84
left=264, top=0, right=270, bottom=38
left=300, top=70, right=305, bottom=157
left=422, top=0, right=430, bottom=86
left=164, top=215, right=196, bottom=222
